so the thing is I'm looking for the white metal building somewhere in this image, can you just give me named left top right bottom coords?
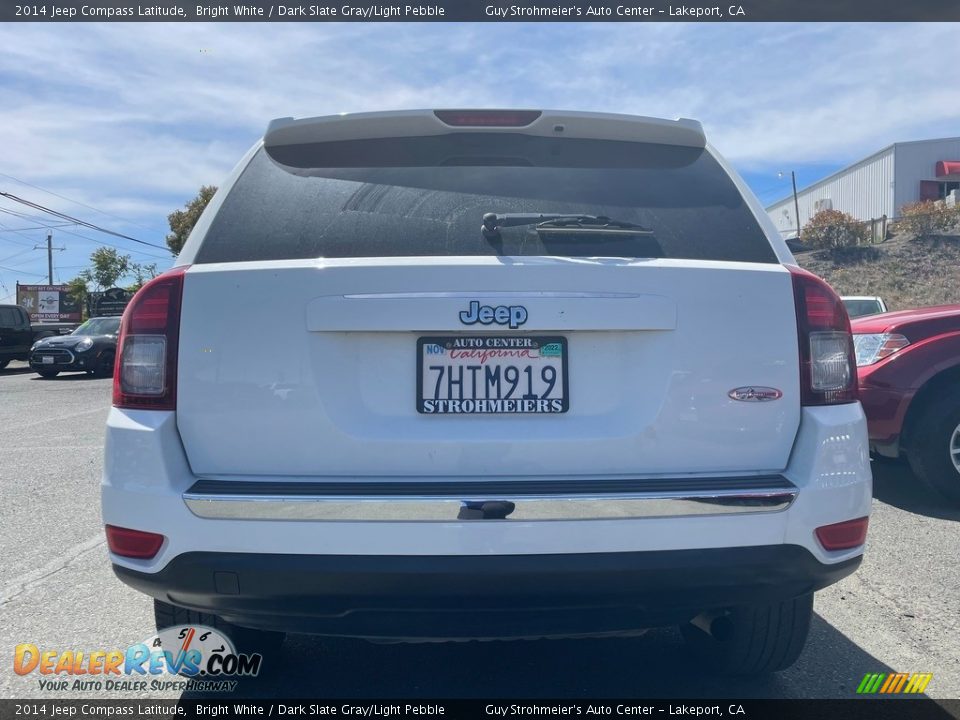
left=766, top=136, right=960, bottom=237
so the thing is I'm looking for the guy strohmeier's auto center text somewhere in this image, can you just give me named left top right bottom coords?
left=484, top=4, right=744, bottom=16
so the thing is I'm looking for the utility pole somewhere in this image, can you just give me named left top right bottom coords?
left=792, top=171, right=801, bottom=239
left=46, top=232, right=53, bottom=285
left=34, top=232, right=65, bottom=285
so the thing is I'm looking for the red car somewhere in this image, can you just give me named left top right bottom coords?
left=853, top=304, right=960, bottom=502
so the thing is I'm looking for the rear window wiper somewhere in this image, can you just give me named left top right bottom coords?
left=482, top=213, right=653, bottom=240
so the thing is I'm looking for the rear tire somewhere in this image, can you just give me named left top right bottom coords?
left=680, top=594, right=813, bottom=675
left=153, top=599, right=285, bottom=658
left=907, top=394, right=960, bottom=504
left=870, top=452, right=903, bottom=465
left=37, top=370, right=59, bottom=378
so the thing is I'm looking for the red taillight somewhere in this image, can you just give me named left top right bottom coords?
left=815, top=516, right=869, bottom=551
left=113, top=266, right=188, bottom=411
left=434, top=110, right=542, bottom=127
left=105, top=525, right=165, bottom=559
left=789, top=266, right=858, bottom=406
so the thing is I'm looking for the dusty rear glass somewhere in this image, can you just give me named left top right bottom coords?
left=195, top=134, right=776, bottom=264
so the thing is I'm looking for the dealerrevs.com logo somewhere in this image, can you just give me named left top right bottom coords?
left=857, top=672, right=933, bottom=694
left=13, top=625, right=261, bottom=693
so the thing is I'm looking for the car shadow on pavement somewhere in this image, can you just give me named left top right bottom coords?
left=0, top=365, right=35, bottom=376
left=871, top=460, right=960, bottom=522
left=30, top=372, right=104, bottom=381
left=181, top=614, right=894, bottom=699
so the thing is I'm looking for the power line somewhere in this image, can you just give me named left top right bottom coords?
left=0, top=195, right=172, bottom=288
left=0, top=192, right=169, bottom=251
left=42, top=224, right=170, bottom=261
left=0, top=219, right=51, bottom=247
left=0, top=206, right=36, bottom=219
left=0, top=262, right=46, bottom=277
left=0, top=207, right=79, bottom=231
left=1, top=191, right=169, bottom=250
left=0, top=222, right=74, bottom=232
left=0, top=208, right=170, bottom=261
left=0, top=247, right=36, bottom=264
left=0, top=171, right=166, bottom=234
left=0, top=211, right=48, bottom=247
left=0, top=219, right=167, bottom=291
left=0, top=254, right=45, bottom=269
left=0, top=234, right=36, bottom=248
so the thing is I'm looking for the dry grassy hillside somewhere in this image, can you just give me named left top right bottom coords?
left=797, top=235, right=960, bottom=311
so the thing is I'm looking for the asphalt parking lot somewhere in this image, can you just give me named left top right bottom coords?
left=1, top=359, right=958, bottom=701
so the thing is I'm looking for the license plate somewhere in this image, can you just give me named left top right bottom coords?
left=417, top=336, right=568, bottom=415
left=42, top=356, right=54, bottom=364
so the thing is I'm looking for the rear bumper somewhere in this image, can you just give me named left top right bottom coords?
left=102, top=403, right=873, bottom=571
left=181, top=475, right=798, bottom=522
left=114, top=546, right=860, bottom=638
left=103, top=402, right=871, bottom=639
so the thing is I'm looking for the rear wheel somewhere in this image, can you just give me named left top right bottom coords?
left=37, top=369, right=59, bottom=378
left=153, top=599, right=285, bottom=658
left=907, top=394, right=960, bottom=503
left=680, top=594, right=813, bottom=675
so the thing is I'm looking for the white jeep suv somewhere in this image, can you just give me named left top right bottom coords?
left=102, top=109, right=871, bottom=675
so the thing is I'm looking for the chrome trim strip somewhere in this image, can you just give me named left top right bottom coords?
left=185, top=474, right=794, bottom=496
left=183, top=488, right=796, bottom=522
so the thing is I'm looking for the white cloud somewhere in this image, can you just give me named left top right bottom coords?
left=0, top=21, right=958, bottom=289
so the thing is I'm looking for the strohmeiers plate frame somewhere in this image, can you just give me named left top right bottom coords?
left=416, top=335, right=569, bottom=415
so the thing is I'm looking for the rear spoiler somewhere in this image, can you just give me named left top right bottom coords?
left=263, top=109, right=706, bottom=150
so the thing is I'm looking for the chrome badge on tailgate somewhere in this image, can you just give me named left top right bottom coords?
left=728, top=386, right=783, bottom=402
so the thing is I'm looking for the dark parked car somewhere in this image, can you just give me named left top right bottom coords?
left=853, top=304, right=960, bottom=502
left=0, top=304, right=78, bottom=369
left=29, top=316, right=121, bottom=378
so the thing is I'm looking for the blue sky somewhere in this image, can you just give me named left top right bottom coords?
left=1, top=22, right=959, bottom=302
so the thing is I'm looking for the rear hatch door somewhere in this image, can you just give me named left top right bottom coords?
left=174, top=114, right=798, bottom=478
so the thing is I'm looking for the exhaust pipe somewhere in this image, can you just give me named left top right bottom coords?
left=690, top=611, right=734, bottom=641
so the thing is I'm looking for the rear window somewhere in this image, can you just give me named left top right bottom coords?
left=74, top=317, right=121, bottom=335
left=843, top=299, right=883, bottom=318
left=196, top=134, right=775, bottom=264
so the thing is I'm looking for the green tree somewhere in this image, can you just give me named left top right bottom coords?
left=127, top=262, right=159, bottom=292
left=166, top=185, right=217, bottom=255
left=80, top=247, right=130, bottom=290
left=65, top=276, right=90, bottom=320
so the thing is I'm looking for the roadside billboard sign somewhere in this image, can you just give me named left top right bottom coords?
left=15, top=284, right=82, bottom=322
left=88, top=287, right=134, bottom=317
